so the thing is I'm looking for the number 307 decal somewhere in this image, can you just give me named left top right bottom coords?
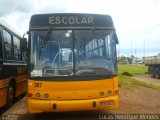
left=34, top=83, right=42, bottom=88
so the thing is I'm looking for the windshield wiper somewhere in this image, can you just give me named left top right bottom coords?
left=41, top=27, right=54, bottom=48
left=39, top=27, right=54, bottom=59
left=86, top=26, right=96, bottom=42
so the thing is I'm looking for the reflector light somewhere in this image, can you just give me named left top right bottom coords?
left=115, top=90, right=119, bottom=95
left=28, top=93, right=33, bottom=97
left=0, top=92, right=4, bottom=96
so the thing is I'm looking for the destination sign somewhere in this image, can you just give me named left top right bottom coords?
left=49, top=16, right=94, bottom=25
left=30, top=13, right=114, bottom=28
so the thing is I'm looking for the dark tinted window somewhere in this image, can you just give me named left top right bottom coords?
left=3, top=30, right=13, bottom=60
left=13, top=36, right=22, bottom=61
left=0, top=31, right=2, bottom=59
left=3, top=30, right=12, bottom=45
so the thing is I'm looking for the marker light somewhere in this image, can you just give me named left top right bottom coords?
left=28, top=82, right=33, bottom=86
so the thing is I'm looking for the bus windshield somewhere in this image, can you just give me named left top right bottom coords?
left=30, top=29, right=116, bottom=77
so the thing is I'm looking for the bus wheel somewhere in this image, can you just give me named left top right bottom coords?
left=155, top=67, right=160, bottom=79
left=6, top=85, right=14, bottom=108
left=150, top=67, right=155, bottom=78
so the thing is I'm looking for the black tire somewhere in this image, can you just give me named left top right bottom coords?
left=155, top=67, right=160, bottom=79
left=6, top=85, right=14, bottom=108
left=149, top=66, right=155, bottom=78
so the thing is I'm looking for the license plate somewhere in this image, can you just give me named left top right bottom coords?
left=100, top=100, right=114, bottom=106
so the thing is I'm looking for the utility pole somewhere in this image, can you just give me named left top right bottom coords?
left=135, top=49, right=137, bottom=65
left=143, top=39, right=145, bottom=58
left=118, top=44, right=120, bottom=57
left=131, top=40, right=132, bottom=56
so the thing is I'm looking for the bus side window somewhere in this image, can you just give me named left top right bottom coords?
left=0, top=31, right=2, bottom=59
left=3, top=30, right=13, bottom=60
left=105, top=35, right=111, bottom=60
left=13, top=36, right=22, bottom=61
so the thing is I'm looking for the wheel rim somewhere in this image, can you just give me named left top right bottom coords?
left=150, top=68, right=153, bottom=75
left=150, top=67, right=155, bottom=77
left=155, top=68, right=160, bottom=78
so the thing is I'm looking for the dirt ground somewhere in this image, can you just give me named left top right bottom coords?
left=1, top=75, right=160, bottom=119
left=132, top=74, right=160, bottom=86
left=111, top=87, right=160, bottom=114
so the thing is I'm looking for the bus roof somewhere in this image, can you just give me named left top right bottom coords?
left=0, top=17, right=22, bottom=37
left=30, top=13, right=115, bottom=29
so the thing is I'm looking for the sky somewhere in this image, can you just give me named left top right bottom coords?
left=0, top=0, right=160, bottom=58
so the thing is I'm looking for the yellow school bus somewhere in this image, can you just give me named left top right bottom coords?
left=0, top=19, right=27, bottom=108
left=27, top=13, right=119, bottom=113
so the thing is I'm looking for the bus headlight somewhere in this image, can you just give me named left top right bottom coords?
left=35, top=93, right=41, bottom=97
left=44, top=93, right=49, bottom=98
left=107, top=90, right=112, bottom=95
left=99, top=91, right=104, bottom=96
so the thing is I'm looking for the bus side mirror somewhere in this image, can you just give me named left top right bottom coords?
left=113, top=32, right=119, bottom=44
left=20, top=38, right=27, bottom=52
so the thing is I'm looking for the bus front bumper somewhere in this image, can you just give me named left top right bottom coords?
left=28, top=95, right=119, bottom=113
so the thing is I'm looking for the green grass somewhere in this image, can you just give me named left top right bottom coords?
left=118, top=75, right=135, bottom=90
left=119, top=75, right=160, bottom=90
left=118, top=65, right=148, bottom=76
left=121, top=83, right=134, bottom=90
left=118, top=65, right=160, bottom=90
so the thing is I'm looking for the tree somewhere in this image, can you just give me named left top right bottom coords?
left=118, top=55, right=128, bottom=64
left=130, top=55, right=134, bottom=64
left=127, top=57, right=132, bottom=64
